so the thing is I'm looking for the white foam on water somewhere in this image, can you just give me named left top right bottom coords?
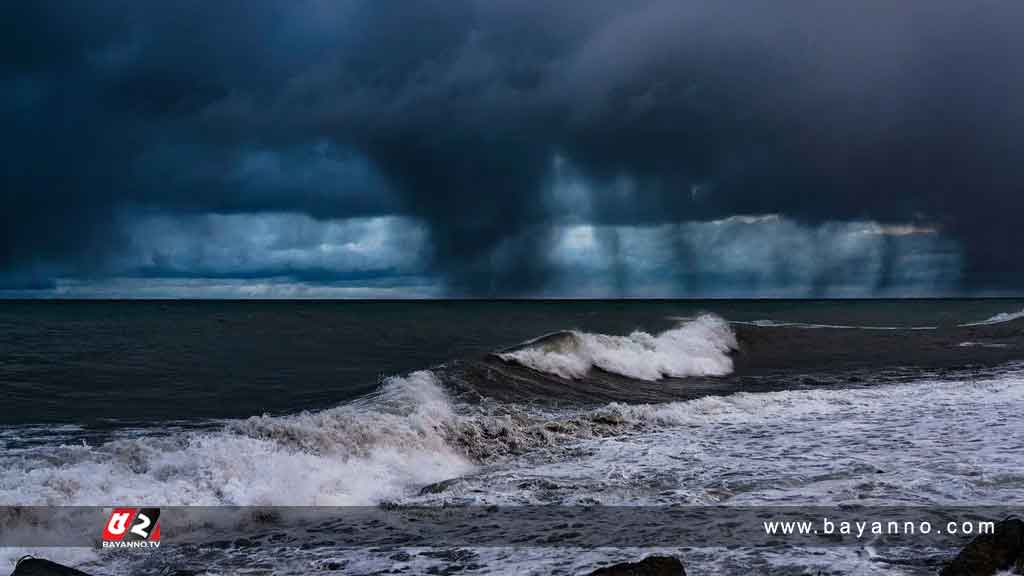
left=411, top=370, right=1024, bottom=507
left=498, top=314, right=737, bottom=380
left=0, top=371, right=473, bottom=507
left=114, top=368, right=1013, bottom=575
left=5, top=361, right=1023, bottom=574
left=960, top=308, right=1024, bottom=326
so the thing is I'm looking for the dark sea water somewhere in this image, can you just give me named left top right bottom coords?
left=1, top=299, right=1022, bottom=425
left=1, top=299, right=1023, bottom=575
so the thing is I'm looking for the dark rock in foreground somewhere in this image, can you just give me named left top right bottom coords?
left=586, top=555, right=685, bottom=576
left=941, top=518, right=1024, bottom=576
left=11, top=557, right=92, bottom=576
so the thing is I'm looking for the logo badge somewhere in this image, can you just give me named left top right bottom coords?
left=102, top=508, right=161, bottom=548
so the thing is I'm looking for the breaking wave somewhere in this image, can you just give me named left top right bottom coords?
left=0, top=370, right=645, bottom=508
left=0, top=371, right=473, bottom=506
left=1, top=309, right=1017, bottom=513
left=496, top=314, right=737, bottom=380
left=960, top=308, right=1024, bottom=327
left=4, top=363, right=1021, bottom=575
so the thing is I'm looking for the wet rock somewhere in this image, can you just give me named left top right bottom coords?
left=11, top=558, right=93, bottom=576
left=941, top=518, right=1024, bottom=576
left=587, top=555, right=686, bottom=576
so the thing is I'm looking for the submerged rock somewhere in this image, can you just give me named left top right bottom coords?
left=11, top=557, right=92, bottom=576
left=586, top=555, right=686, bottom=576
left=941, top=518, right=1024, bottom=576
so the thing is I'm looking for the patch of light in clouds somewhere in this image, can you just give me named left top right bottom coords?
left=45, top=277, right=442, bottom=299
left=549, top=217, right=962, bottom=298
left=119, top=213, right=429, bottom=278
left=2, top=208, right=962, bottom=298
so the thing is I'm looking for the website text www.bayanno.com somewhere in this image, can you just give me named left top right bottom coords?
left=0, top=506, right=1017, bottom=548
left=765, top=516, right=996, bottom=540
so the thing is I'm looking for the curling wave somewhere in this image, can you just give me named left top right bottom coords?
left=497, top=314, right=737, bottom=381
left=0, top=370, right=643, bottom=508
left=0, top=371, right=473, bottom=506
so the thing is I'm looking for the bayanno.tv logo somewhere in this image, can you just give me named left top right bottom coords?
left=102, top=508, right=161, bottom=549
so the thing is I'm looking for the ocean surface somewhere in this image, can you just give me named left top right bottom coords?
left=1, top=299, right=1023, bottom=574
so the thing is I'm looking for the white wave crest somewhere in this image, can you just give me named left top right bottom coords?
left=498, top=314, right=737, bottom=380
left=960, top=309, right=1024, bottom=327
left=0, top=371, right=473, bottom=506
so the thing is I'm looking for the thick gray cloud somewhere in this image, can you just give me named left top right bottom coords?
left=2, top=0, right=1022, bottom=295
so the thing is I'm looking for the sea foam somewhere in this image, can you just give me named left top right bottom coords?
left=0, top=371, right=473, bottom=506
left=410, top=368, right=1024, bottom=507
left=497, top=314, right=737, bottom=381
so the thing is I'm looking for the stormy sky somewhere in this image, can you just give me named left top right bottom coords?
left=2, top=1, right=1021, bottom=297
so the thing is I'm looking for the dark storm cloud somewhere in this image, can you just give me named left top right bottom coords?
left=3, top=0, right=1022, bottom=294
